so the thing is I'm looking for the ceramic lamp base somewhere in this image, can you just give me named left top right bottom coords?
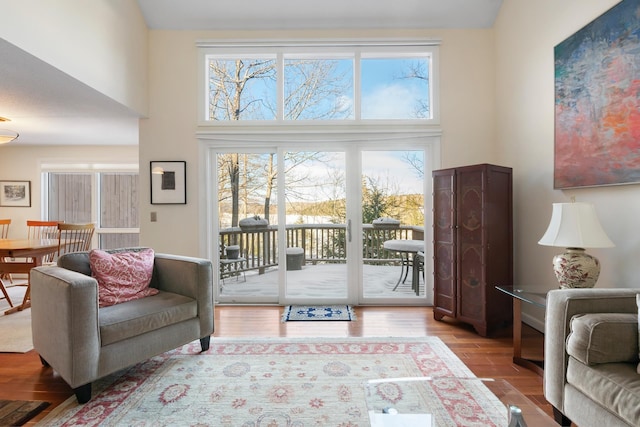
left=552, top=248, right=601, bottom=289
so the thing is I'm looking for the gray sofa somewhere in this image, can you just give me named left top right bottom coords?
left=30, top=248, right=214, bottom=403
left=544, top=288, right=640, bottom=426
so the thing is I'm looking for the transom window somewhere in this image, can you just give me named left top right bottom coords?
left=198, top=39, right=440, bottom=123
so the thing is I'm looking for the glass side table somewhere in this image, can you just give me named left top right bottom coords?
left=365, top=376, right=554, bottom=426
left=496, top=285, right=547, bottom=376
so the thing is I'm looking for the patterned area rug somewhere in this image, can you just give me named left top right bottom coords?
left=0, top=400, right=50, bottom=426
left=281, top=305, right=356, bottom=321
left=0, top=285, right=33, bottom=353
left=37, top=337, right=507, bottom=426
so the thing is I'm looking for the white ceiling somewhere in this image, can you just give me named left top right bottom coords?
left=0, top=0, right=503, bottom=146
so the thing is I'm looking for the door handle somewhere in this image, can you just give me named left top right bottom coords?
left=347, top=219, right=352, bottom=243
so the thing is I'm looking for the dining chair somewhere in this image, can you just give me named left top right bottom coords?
left=0, top=219, right=13, bottom=306
left=27, top=220, right=61, bottom=264
left=57, top=223, right=95, bottom=257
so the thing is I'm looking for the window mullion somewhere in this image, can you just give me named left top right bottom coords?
left=277, top=52, right=284, bottom=121
left=354, top=51, right=361, bottom=121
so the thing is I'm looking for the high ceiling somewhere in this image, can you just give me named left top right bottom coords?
left=0, top=0, right=503, bottom=146
left=137, top=0, right=504, bottom=31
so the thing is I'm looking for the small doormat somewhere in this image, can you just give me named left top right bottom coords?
left=282, top=305, right=356, bottom=321
left=0, top=399, right=49, bottom=426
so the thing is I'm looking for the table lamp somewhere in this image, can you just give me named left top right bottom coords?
left=538, top=202, right=614, bottom=289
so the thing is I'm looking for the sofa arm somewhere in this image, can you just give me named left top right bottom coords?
left=153, top=253, right=214, bottom=336
left=30, top=266, right=101, bottom=388
left=544, top=288, right=640, bottom=413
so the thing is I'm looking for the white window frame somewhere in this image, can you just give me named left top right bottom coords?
left=197, top=38, right=441, bottom=126
left=40, top=162, right=140, bottom=248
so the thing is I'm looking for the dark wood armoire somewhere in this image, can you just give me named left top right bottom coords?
left=432, top=163, right=513, bottom=337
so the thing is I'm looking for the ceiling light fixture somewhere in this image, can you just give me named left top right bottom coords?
left=0, top=129, right=19, bottom=144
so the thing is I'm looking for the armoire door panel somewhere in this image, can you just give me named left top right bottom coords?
left=432, top=171, right=457, bottom=319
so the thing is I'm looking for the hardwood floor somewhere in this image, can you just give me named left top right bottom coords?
left=0, top=305, right=554, bottom=425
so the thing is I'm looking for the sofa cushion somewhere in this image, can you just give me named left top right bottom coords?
left=99, top=290, right=197, bottom=346
left=567, top=358, right=640, bottom=426
left=567, top=313, right=639, bottom=365
left=90, top=248, right=158, bottom=307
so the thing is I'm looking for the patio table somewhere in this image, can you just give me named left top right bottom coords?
left=383, top=239, right=424, bottom=295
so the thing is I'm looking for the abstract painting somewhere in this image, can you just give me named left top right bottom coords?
left=554, top=0, right=640, bottom=189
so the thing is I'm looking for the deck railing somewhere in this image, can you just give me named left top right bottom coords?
left=219, top=224, right=424, bottom=277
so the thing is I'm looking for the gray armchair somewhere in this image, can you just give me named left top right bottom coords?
left=30, top=248, right=214, bottom=403
left=544, top=288, right=640, bottom=426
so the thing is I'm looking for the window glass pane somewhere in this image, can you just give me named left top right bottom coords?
left=217, top=152, right=277, bottom=228
left=47, top=173, right=92, bottom=222
left=361, top=57, right=430, bottom=119
left=100, top=173, right=139, bottom=228
left=100, top=233, right=139, bottom=250
left=284, top=58, right=353, bottom=120
left=208, top=58, right=277, bottom=120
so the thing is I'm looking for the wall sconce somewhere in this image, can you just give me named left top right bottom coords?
left=538, top=202, right=614, bottom=288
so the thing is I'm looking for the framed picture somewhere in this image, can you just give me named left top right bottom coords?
left=554, top=0, right=640, bottom=189
left=0, top=180, right=31, bottom=207
left=150, top=161, right=186, bottom=205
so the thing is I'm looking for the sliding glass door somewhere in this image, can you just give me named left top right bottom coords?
left=282, top=149, right=351, bottom=304
left=359, top=149, right=427, bottom=304
left=208, top=137, right=435, bottom=306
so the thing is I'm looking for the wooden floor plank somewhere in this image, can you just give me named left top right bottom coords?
left=0, top=305, right=558, bottom=425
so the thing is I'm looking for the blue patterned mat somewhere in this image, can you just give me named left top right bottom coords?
left=281, top=305, right=356, bottom=321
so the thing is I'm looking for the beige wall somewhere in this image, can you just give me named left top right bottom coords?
left=0, top=145, right=138, bottom=238
left=140, top=28, right=498, bottom=255
left=495, top=0, right=636, bottom=327
left=1, top=0, right=148, bottom=115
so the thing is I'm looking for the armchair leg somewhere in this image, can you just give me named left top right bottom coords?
left=39, top=355, right=50, bottom=367
left=200, top=336, right=211, bottom=352
left=552, top=406, right=572, bottom=426
left=74, top=383, right=92, bottom=404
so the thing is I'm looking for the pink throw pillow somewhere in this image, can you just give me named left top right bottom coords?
left=89, top=248, right=158, bottom=307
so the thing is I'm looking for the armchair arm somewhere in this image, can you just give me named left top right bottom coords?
left=30, top=266, right=101, bottom=388
left=544, top=288, right=640, bottom=412
left=152, top=253, right=214, bottom=337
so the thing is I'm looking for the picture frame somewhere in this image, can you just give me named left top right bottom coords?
left=0, top=180, right=31, bottom=207
left=150, top=161, right=186, bottom=205
left=554, top=0, right=640, bottom=189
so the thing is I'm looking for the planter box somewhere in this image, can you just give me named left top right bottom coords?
left=239, top=217, right=269, bottom=231
left=372, top=217, right=400, bottom=229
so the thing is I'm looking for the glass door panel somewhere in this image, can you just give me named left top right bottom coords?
left=217, top=152, right=279, bottom=304
left=282, top=151, right=349, bottom=303
left=360, top=150, right=426, bottom=302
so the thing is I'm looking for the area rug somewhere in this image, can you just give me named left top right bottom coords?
left=0, top=285, right=33, bottom=353
left=0, top=399, right=50, bottom=426
left=37, top=337, right=507, bottom=426
left=281, top=305, right=356, bottom=321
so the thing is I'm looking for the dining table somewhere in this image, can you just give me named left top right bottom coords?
left=0, top=238, right=62, bottom=315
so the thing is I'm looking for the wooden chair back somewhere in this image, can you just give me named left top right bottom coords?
left=0, top=219, right=13, bottom=289
left=57, top=223, right=95, bottom=256
left=27, top=220, right=62, bottom=263
left=27, top=220, right=60, bottom=240
left=0, top=219, right=10, bottom=239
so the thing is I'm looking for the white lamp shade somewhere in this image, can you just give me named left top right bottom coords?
left=538, top=202, right=614, bottom=248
